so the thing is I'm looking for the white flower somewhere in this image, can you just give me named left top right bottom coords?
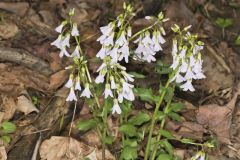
left=175, top=73, right=186, bottom=83
left=110, top=76, right=116, bottom=89
left=127, top=26, right=132, bottom=37
left=118, top=44, right=129, bottom=63
left=97, top=63, right=107, bottom=72
left=180, top=80, right=195, bottom=92
left=100, top=22, right=114, bottom=36
left=59, top=47, right=70, bottom=57
left=102, top=32, right=115, bottom=46
left=116, top=32, right=127, bottom=46
left=96, top=47, right=110, bottom=59
left=122, top=80, right=135, bottom=101
left=51, top=35, right=62, bottom=49
left=112, top=99, right=121, bottom=114
left=103, top=84, right=113, bottom=98
left=109, top=46, right=119, bottom=62
left=55, top=23, right=65, bottom=33
left=180, top=60, right=188, bottom=73
left=65, top=74, right=74, bottom=88
left=171, top=39, right=178, bottom=56
left=95, top=74, right=105, bottom=84
left=75, top=77, right=81, bottom=91
left=185, top=69, right=196, bottom=79
left=118, top=91, right=124, bottom=103
left=179, top=46, right=187, bottom=58
left=61, top=34, right=70, bottom=48
left=189, top=55, right=196, bottom=67
left=121, top=71, right=134, bottom=82
left=71, top=23, right=79, bottom=36
left=170, top=56, right=179, bottom=70
left=80, top=84, right=92, bottom=98
left=71, top=46, right=80, bottom=58
left=66, top=87, right=77, bottom=101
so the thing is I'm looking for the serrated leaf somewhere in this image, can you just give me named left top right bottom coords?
left=1, top=122, right=16, bottom=134
left=128, top=112, right=150, bottom=126
left=1, top=135, right=11, bottom=144
left=128, top=72, right=145, bottom=79
left=163, top=139, right=173, bottom=155
left=120, top=146, right=138, bottom=160
left=77, top=119, right=97, bottom=132
left=157, top=154, right=172, bottom=160
left=159, top=129, right=174, bottom=139
left=119, top=124, right=137, bottom=137
left=170, top=103, right=184, bottom=112
left=168, top=112, right=182, bottom=122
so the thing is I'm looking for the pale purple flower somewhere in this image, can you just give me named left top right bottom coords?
left=65, top=74, right=74, bottom=88
left=75, top=77, right=81, bottom=91
left=103, top=84, right=113, bottom=98
left=116, top=32, right=127, bottom=46
left=95, top=74, right=105, bottom=84
left=180, top=80, right=195, bottom=92
left=121, top=71, right=134, bottom=82
left=71, top=46, right=80, bottom=58
left=55, top=23, right=65, bottom=33
left=71, top=23, right=79, bottom=36
left=66, top=87, right=77, bottom=101
left=61, top=34, right=70, bottom=48
left=112, top=99, right=121, bottom=114
left=51, top=35, right=62, bottom=49
left=118, top=44, right=129, bottom=63
left=96, top=47, right=110, bottom=59
left=100, top=22, right=114, bottom=36
left=110, top=76, right=116, bottom=89
left=127, top=26, right=132, bottom=37
left=59, top=47, right=70, bottom=57
left=80, top=84, right=92, bottom=98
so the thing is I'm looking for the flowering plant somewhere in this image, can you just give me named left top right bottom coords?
left=51, top=4, right=213, bottom=160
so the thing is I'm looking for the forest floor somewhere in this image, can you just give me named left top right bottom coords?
left=0, top=0, right=240, bottom=160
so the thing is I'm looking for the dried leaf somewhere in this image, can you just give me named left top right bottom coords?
left=0, top=21, right=19, bottom=39
left=196, top=93, right=239, bottom=144
left=16, top=95, right=39, bottom=115
left=39, top=136, right=93, bottom=160
left=48, top=70, right=68, bottom=90
left=1, top=96, right=16, bottom=121
left=0, top=146, right=7, bottom=160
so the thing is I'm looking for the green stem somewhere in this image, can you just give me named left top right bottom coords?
left=144, top=72, right=175, bottom=160
left=150, top=88, right=174, bottom=160
left=129, top=21, right=158, bottom=42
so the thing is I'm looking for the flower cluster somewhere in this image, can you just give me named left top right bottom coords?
left=51, top=10, right=93, bottom=102
left=134, top=28, right=166, bottom=62
left=170, top=25, right=205, bottom=92
left=95, top=57, right=134, bottom=114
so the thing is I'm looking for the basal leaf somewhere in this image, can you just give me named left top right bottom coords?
left=119, top=124, right=137, bottom=137
left=77, top=119, right=97, bottom=132
left=128, top=112, right=150, bottom=126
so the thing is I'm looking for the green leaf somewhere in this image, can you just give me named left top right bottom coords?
left=1, top=122, right=16, bottom=134
left=119, top=124, right=137, bottom=137
left=104, top=136, right=114, bottom=145
left=0, top=136, right=11, bottom=144
left=234, top=35, right=240, bottom=45
left=159, top=129, right=174, bottom=139
left=180, top=138, right=194, bottom=144
left=120, top=146, right=138, bottom=160
left=215, top=18, right=233, bottom=28
left=168, top=112, right=182, bottom=122
left=156, top=111, right=165, bottom=121
left=124, top=139, right=138, bottom=147
left=163, top=139, right=173, bottom=155
left=77, top=119, right=97, bottom=132
left=134, top=88, right=158, bottom=103
left=170, top=103, right=184, bottom=112
left=128, top=72, right=145, bottom=79
left=164, top=87, right=174, bottom=102
left=157, top=154, right=172, bottom=160
left=128, top=112, right=150, bottom=126
left=121, top=101, right=133, bottom=115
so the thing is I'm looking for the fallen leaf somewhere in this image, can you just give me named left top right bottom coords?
left=177, top=122, right=205, bottom=140
left=196, top=93, right=239, bottom=144
left=16, top=95, right=39, bottom=115
left=0, top=21, right=19, bottom=39
left=0, top=146, right=7, bottom=160
left=48, top=70, right=68, bottom=90
left=1, top=96, right=16, bottom=121
left=39, top=136, right=93, bottom=160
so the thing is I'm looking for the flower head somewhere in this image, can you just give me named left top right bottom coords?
left=66, top=87, right=77, bottom=101
left=80, top=83, right=92, bottom=98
